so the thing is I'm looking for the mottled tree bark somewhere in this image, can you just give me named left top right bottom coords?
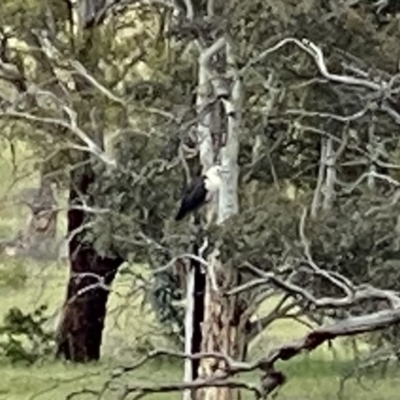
left=56, top=164, right=123, bottom=362
left=199, top=268, right=250, bottom=400
left=196, top=38, right=246, bottom=400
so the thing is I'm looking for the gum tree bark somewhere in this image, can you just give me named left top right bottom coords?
left=197, top=38, right=248, bottom=400
left=183, top=25, right=215, bottom=400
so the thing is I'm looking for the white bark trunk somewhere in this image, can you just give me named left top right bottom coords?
left=196, top=58, right=214, bottom=172
left=180, top=12, right=243, bottom=399
left=311, top=138, right=327, bottom=218
left=197, top=38, right=244, bottom=400
left=217, top=41, right=242, bottom=224
left=183, top=266, right=195, bottom=400
left=322, top=137, right=335, bottom=211
left=367, top=118, right=377, bottom=190
left=182, top=38, right=218, bottom=400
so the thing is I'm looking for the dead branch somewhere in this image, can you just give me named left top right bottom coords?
left=244, top=37, right=400, bottom=127
left=285, top=106, right=370, bottom=122
left=228, top=207, right=400, bottom=313
left=340, top=170, right=400, bottom=194
left=310, top=138, right=327, bottom=218
left=100, top=302, right=400, bottom=399
left=70, top=60, right=126, bottom=106
left=265, top=307, right=400, bottom=363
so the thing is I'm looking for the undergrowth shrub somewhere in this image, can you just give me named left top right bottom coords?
left=0, top=305, right=55, bottom=365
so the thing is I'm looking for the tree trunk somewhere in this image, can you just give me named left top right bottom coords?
left=56, top=164, right=123, bottom=362
left=196, top=37, right=246, bottom=400
left=198, top=267, right=250, bottom=400
left=191, top=253, right=206, bottom=378
left=184, top=239, right=206, bottom=400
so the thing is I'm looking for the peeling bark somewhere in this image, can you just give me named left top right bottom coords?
left=54, top=24, right=125, bottom=362
left=183, top=45, right=216, bottom=400
left=197, top=38, right=247, bottom=400
left=199, top=266, right=249, bottom=400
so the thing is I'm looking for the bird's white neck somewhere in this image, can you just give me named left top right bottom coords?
left=204, top=168, right=221, bottom=193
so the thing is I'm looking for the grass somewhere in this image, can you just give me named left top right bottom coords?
left=0, top=349, right=398, bottom=400
left=0, top=140, right=398, bottom=399
left=0, top=257, right=396, bottom=400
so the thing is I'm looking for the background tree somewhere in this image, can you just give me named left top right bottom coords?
left=2, top=0, right=400, bottom=399
left=0, top=0, right=159, bottom=361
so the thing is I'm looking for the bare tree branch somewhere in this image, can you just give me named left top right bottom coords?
left=101, top=303, right=400, bottom=399
left=70, top=60, right=127, bottom=106
left=0, top=109, right=116, bottom=166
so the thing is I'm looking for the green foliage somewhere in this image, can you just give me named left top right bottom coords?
left=215, top=189, right=400, bottom=288
left=213, top=189, right=304, bottom=265
left=90, top=132, right=188, bottom=259
left=1, top=0, right=41, bottom=25
left=0, top=305, right=54, bottom=365
left=212, top=189, right=400, bottom=347
left=87, top=129, right=191, bottom=343
left=149, top=269, right=185, bottom=345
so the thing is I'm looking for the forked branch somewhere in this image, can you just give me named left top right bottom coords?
left=95, top=303, right=400, bottom=400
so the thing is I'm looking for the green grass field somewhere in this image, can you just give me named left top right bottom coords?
left=0, top=260, right=398, bottom=400
left=0, top=140, right=398, bottom=399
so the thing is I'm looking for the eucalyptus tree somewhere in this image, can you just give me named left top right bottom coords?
left=0, top=0, right=168, bottom=361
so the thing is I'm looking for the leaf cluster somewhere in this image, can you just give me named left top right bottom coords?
left=0, top=305, right=54, bottom=365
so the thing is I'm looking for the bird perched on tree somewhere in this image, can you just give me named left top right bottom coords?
left=175, top=165, right=222, bottom=221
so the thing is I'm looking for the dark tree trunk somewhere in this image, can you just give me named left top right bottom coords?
left=56, top=163, right=123, bottom=362
left=191, top=240, right=206, bottom=380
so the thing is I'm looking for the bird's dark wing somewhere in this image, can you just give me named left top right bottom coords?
left=175, top=176, right=207, bottom=221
